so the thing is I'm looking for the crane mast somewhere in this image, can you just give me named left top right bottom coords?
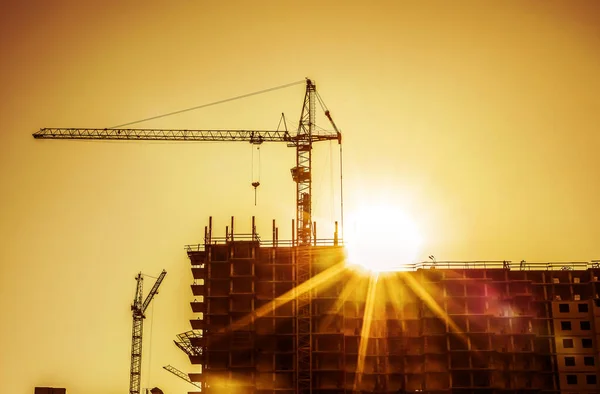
left=293, top=79, right=315, bottom=245
left=130, top=270, right=167, bottom=394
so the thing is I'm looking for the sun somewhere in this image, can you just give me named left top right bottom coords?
left=344, top=203, right=423, bottom=273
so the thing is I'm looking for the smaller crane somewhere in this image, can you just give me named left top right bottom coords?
left=130, top=270, right=167, bottom=394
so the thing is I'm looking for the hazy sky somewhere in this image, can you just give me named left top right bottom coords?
left=1, top=1, right=599, bottom=393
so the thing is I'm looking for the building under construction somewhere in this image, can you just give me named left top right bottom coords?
left=174, top=217, right=600, bottom=394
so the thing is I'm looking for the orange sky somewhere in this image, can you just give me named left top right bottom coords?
left=1, top=1, right=599, bottom=393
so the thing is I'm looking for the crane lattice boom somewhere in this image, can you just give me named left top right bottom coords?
left=32, top=128, right=339, bottom=144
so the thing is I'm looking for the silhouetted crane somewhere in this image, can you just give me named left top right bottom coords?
left=130, top=270, right=167, bottom=394
left=32, top=78, right=341, bottom=247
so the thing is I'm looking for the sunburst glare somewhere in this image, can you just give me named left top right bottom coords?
left=345, top=203, right=423, bottom=273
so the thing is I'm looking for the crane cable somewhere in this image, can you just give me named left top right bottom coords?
left=250, top=113, right=286, bottom=206
left=339, top=142, right=344, bottom=241
left=316, top=90, right=345, bottom=240
left=315, top=91, right=328, bottom=114
left=330, top=141, right=334, bottom=223
left=251, top=145, right=261, bottom=205
left=109, top=80, right=305, bottom=129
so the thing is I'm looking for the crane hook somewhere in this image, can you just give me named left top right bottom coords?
left=252, top=181, right=260, bottom=205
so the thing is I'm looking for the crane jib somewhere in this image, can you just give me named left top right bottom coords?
left=32, top=128, right=340, bottom=144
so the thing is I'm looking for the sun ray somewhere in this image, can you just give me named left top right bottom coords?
left=380, top=273, right=405, bottom=321
left=345, top=203, right=423, bottom=273
left=218, top=259, right=348, bottom=335
left=354, top=273, right=379, bottom=391
left=399, top=271, right=466, bottom=341
left=319, top=273, right=363, bottom=332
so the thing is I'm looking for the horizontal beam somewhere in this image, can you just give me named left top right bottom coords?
left=33, top=128, right=340, bottom=144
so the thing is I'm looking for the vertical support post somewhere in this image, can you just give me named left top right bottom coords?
left=313, top=222, right=317, bottom=246
left=226, top=226, right=229, bottom=242
left=252, top=216, right=256, bottom=241
left=231, top=216, right=235, bottom=242
left=272, top=219, right=276, bottom=245
left=275, top=227, right=279, bottom=248
left=208, top=216, right=213, bottom=244
left=204, top=226, right=208, bottom=245
left=334, top=221, right=338, bottom=246
left=292, top=219, right=295, bottom=247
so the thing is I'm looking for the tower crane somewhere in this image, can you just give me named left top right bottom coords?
left=32, top=78, right=342, bottom=246
left=33, top=78, right=342, bottom=394
left=130, top=270, right=167, bottom=394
